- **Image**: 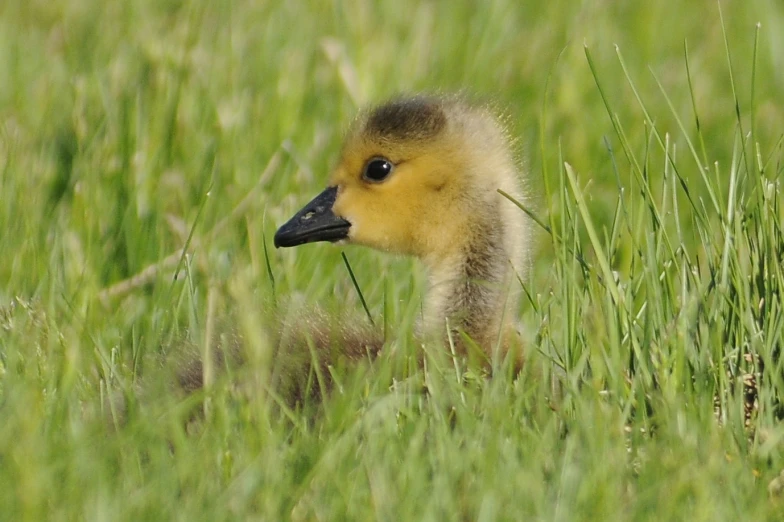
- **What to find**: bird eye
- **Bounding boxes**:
[362,157,394,183]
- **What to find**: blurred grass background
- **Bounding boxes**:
[1,0,784,520]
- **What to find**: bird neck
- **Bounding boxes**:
[422,216,516,357]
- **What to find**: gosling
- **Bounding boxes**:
[275,95,530,367]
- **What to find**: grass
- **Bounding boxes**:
[1,0,784,519]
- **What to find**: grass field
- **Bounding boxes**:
[2,0,784,520]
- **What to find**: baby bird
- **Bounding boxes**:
[275,95,530,367]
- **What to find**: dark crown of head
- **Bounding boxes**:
[365,97,447,142]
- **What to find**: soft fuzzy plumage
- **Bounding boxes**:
[275,95,531,368]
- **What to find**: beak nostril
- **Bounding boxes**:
[274,185,350,248]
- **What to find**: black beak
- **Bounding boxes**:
[274,186,351,248]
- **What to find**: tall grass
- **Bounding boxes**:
[1,0,783,520]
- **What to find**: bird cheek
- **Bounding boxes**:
[348,213,389,249]
[334,189,373,237]
[344,216,360,242]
